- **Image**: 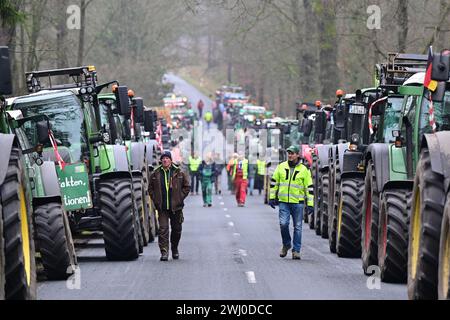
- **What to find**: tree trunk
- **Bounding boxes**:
[397,0,408,52]
[316,0,339,101]
[77,0,87,66]
[56,0,69,69]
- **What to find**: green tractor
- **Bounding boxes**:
[0,46,37,300]
[360,53,428,282]
[9,66,142,262]
[406,49,450,299]
[98,89,159,245]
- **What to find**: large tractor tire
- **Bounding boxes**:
[438,191,450,300]
[148,200,158,243]
[378,188,411,283]
[34,203,77,280]
[133,176,150,247]
[361,160,380,274]
[336,177,364,258]
[99,178,140,261]
[408,148,445,300]
[1,201,4,300]
[320,171,329,239]
[1,148,36,300]
[328,162,339,254]
[314,169,322,236]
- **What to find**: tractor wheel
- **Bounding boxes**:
[99,178,140,261]
[408,148,445,300]
[314,170,322,236]
[362,160,380,275]
[336,177,364,258]
[328,162,339,254]
[34,203,77,280]
[438,191,450,300]
[0,201,4,300]
[148,201,158,243]
[1,147,36,300]
[378,188,411,283]
[321,171,329,239]
[133,176,150,247]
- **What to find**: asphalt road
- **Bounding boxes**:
[37,75,407,300]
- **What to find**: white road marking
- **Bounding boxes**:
[223,208,228,212]
[228,222,234,227]
[239,249,248,257]
[233,233,241,237]
[246,271,257,284]
[220,202,225,206]
[225,214,231,218]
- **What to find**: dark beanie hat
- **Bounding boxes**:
[160,150,172,161]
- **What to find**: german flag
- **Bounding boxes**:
[424,46,438,92]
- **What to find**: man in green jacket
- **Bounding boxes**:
[269,146,314,260]
[149,151,191,261]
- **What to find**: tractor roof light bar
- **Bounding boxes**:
[26,66,98,93]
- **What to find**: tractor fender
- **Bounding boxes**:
[382,180,414,193]
[112,145,129,172]
[336,143,350,173]
[421,132,450,193]
[38,161,61,197]
[130,141,146,172]
[32,196,61,208]
[145,140,158,166]
[0,134,16,185]
[342,150,364,174]
[341,171,365,181]
[99,171,132,181]
[316,144,332,171]
[365,143,391,193]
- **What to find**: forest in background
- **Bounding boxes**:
[1,0,449,116]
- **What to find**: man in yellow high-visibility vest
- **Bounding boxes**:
[269,145,314,260]
[188,152,202,195]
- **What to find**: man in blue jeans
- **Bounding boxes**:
[269,146,314,260]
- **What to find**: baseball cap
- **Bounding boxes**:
[286,146,300,154]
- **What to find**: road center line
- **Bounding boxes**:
[246,271,257,284]
[225,214,231,218]
[228,221,234,227]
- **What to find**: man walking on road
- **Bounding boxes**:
[269,146,314,260]
[149,151,191,261]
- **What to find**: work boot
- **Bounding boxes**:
[292,251,301,260]
[160,251,169,261]
[172,248,179,260]
[280,245,291,258]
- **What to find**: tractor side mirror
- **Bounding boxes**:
[37,121,50,145]
[134,97,144,123]
[116,86,130,116]
[0,46,12,95]
[144,110,154,132]
[431,81,446,102]
[302,119,313,137]
[314,111,327,136]
[431,52,450,82]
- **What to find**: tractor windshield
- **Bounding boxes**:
[13,92,86,163]
[419,88,450,139]
[381,96,404,142]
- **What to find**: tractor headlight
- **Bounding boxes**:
[80,87,87,95]
[87,86,94,94]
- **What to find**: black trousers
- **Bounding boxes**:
[190,172,200,193]
[158,210,184,254]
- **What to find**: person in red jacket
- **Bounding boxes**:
[197,99,204,118]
